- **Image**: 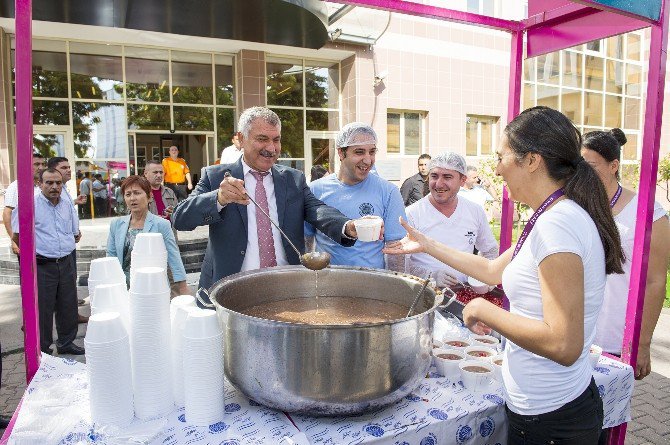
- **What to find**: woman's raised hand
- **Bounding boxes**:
[382,217,430,255]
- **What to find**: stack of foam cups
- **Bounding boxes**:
[85,312,134,427]
[130,233,167,283]
[88,257,126,305]
[182,310,225,425]
[129,266,174,420]
[170,294,197,323]
[172,305,201,407]
[91,283,131,333]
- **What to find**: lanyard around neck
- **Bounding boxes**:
[609,184,622,208]
[512,189,565,259]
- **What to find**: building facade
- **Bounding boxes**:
[1,0,668,215]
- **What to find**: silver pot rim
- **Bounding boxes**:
[204,265,444,329]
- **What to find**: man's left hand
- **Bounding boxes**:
[74,232,82,243]
[187,183,193,191]
[173,280,191,296]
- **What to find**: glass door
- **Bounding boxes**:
[305,131,338,181]
[33,126,75,197]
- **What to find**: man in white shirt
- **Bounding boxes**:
[406,152,498,288]
[2,150,46,255]
[458,165,498,210]
[219,132,242,165]
[12,168,84,355]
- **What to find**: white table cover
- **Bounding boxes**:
[5,354,632,445]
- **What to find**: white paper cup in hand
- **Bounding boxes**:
[589,345,602,368]
[354,216,383,242]
[459,360,494,392]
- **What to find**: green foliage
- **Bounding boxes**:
[659,154,670,202]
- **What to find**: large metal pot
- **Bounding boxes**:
[201,265,444,416]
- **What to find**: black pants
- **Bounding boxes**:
[166,182,188,201]
[506,378,604,445]
[94,197,107,217]
[36,251,78,353]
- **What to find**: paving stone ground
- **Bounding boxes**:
[1,281,669,443]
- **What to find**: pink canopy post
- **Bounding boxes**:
[14,0,41,381]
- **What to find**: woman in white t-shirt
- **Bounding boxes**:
[582,128,670,380]
[385,106,625,444]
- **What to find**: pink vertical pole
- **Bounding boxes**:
[15,0,41,381]
[500,30,523,255]
[609,2,669,445]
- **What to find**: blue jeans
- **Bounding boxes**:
[506,378,604,444]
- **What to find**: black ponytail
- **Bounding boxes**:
[583,128,627,180]
[505,107,624,274]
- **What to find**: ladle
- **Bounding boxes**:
[224,172,331,271]
[406,273,432,317]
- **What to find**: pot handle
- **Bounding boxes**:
[195,287,216,309]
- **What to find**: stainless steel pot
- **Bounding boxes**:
[200,265,444,416]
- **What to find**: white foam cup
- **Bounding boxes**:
[130,267,170,294]
[441,337,471,349]
[183,309,222,339]
[432,339,444,350]
[133,233,167,255]
[353,216,383,242]
[459,360,494,392]
[467,276,492,294]
[170,295,196,321]
[85,312,127,344]
[490,353,504,381]
[589,344,602,368]
[433,348,465,378]
[464,345,497,362]
[471,335,500,348]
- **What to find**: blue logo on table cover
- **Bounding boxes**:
[219,441,240,445]
[484,394,504,405]
[598,384,605,398]
[456,425,474,444]
[428,408,449,420]
[595,366,610,375]
[419,433,437,445]
[60,432,89,444]
[405,394,421,402]
[178,414,186,422]
[63,359,77,365]
[479,417,495,437]
[364,424,385,437]
[224,403,241,413]
[209,422,229,433]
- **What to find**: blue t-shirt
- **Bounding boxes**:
[305,173,407,268]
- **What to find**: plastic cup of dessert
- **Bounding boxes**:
[464,345,497,362]
[459,360,495,392]
[433,348,465,378]
[353,216,383,242]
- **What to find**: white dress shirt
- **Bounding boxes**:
[217,160,288,271]
[12,191,78,258]
[220,144,243,165]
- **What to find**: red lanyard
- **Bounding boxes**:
[512,189,565,259]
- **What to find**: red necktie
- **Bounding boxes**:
[250,171,277,268]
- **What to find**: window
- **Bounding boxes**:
[467,0,495,16]
[387,111,425,156]
[466,115,499,157]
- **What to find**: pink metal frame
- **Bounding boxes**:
[9,0,667,444]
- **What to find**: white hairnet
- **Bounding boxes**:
[428,152,467,176]
[336,122,377,149]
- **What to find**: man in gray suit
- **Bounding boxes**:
[172,107,359,293]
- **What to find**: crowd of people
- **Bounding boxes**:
[3,105,669,444]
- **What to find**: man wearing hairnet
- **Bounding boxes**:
[405,152,499,288]
[305,123,407,270]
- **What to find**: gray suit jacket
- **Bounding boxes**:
[172,160,354,291]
